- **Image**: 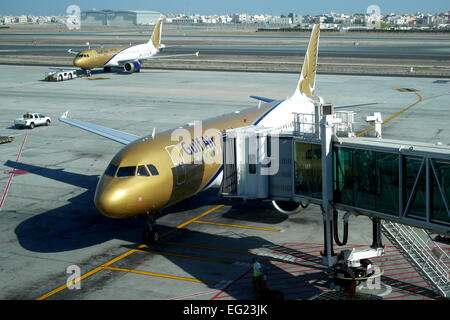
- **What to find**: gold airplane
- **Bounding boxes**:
[60,25,368,243]
[68,18,199,75]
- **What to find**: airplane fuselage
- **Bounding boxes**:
[73,43,158,70]
[94,95,315,218]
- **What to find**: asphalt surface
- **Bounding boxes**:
[0,65,449,301]
[1,43,450,61]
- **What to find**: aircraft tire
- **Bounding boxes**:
[143,229,160,244]
[152,230,160,242]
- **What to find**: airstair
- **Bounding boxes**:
[381,220,450,298]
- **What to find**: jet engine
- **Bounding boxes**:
[124,61,141,73]
[272,200,308,215]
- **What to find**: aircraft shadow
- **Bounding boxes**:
[6,162,431,300]
[114,229,331,300]
[5,161,285,254]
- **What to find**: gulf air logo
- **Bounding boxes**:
[181,136,217,155]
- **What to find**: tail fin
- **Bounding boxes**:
[150,18,163,48]
[294,24,320,98]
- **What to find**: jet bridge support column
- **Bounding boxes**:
[321,114,336,267]
[371,218,384,249]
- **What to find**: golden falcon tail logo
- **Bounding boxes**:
[297,24,320,98]
[150,18,163,48]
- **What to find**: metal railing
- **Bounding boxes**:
[292,110,356,138]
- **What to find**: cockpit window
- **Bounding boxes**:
[137,165,150,177]
[117,166,136,177]
[76,54,90,58]
[104,164,118,177]
[147,164,159,176]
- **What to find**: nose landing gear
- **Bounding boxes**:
[143,212,160,244]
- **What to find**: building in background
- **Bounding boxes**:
[81,10,161,26]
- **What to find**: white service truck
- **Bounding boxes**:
[14,113,51,129]
[44,70,77,81]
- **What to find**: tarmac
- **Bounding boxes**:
[0,65,449,300]
[1,24,450,76]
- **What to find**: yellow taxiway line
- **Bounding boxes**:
[103,266,216,285]
[36,204,224,300]
[193,220,281,232]
[135,248,233,264]
[158,241,257,256]
[160,205,225,239]
[357,92,424,137]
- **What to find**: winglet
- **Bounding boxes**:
[294,24,320,99]
[61,110,69,119]
[150,18,163,49]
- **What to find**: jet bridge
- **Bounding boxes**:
[220,105,450,297]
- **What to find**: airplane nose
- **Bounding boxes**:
[73,58,83,68]
[94,184,129,218]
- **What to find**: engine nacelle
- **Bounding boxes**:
[272,200,308,215]
[124,61,141,73]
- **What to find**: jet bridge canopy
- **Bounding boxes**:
[331,138,450,230]
[221,128,450,235]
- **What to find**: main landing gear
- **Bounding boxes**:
[142,212,160,244]
[83,69,92,77]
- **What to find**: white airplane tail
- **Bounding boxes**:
[293,24,320,99]
[149,18,163,49]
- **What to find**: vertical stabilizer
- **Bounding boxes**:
[294,24,320,98]
[150,18,163,48]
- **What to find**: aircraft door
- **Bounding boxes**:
[165,145,186,185]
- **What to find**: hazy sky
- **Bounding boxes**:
[1,0,448,16]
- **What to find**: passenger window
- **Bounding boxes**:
[147,164,159,176]
[117,166,136,177]
[137,165,150,176]
[104,164,118,177]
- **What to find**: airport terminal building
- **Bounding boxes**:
[81,10,162,26]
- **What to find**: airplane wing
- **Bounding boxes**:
[144,52,199,60]
[59,111,140,145]
[251,96,380,108]
[334,102,381,109]
[67,49,79,55]
[250,96,276,103]
[117,52,199,64]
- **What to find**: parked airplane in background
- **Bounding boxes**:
[60,25,373,243]
[68,18,199,75]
